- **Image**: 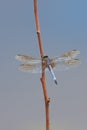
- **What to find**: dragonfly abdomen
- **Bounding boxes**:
[48,65,57,85]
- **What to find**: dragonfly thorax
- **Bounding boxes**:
[42,55,56,70]
[42,55,53,70]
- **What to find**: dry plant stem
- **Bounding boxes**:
[34,0,50,130]
[40,73,50,130]
[34,0,44,56]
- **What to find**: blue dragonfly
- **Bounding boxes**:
[15,50,80,85]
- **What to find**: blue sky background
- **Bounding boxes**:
[0,0,87,130]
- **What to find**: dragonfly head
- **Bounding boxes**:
[41,55,49,70]
[41,55,48,61]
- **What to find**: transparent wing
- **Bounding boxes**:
[16,50,80,72]
[51,50,81,71]
[54,50,80,62]
[15,54,41,64]
[18,63,42,73]
[15,54,49,73]
[53,59,81,71]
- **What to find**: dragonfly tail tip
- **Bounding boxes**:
[54,80,58,85]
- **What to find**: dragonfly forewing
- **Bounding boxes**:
[53,50,80,62]
[15,54,41,64]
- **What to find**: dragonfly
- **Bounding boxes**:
[15,50,80,85]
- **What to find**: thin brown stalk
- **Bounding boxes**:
[33,0,50,130]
